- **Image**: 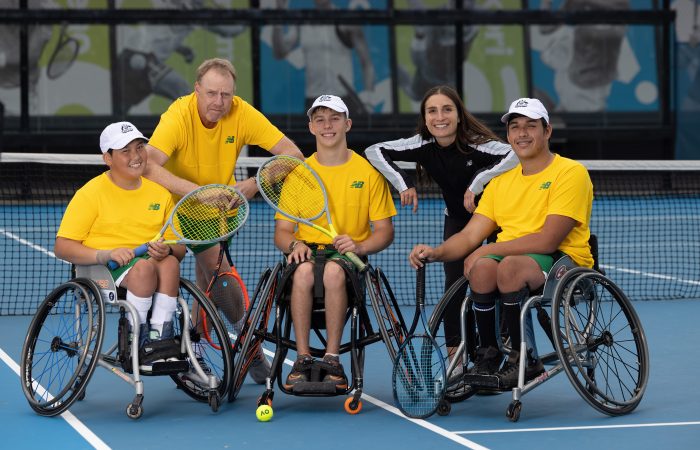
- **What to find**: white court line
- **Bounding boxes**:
[260,346,489,450]
[455,421,700,435]
[601,264,700,286]
[0,347,111,450]
[0,229,69,264]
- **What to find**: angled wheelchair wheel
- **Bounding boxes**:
[552,268,649,416]
[367,267,409,362]
[228,264,281,403]
[427,277,475,403]
[20,279,105,416]
[170,278,233,403]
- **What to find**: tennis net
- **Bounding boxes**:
[1,153,699,315]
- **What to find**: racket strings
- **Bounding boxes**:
[258,160,326,221]
[393,335,445,418]
[172,187,248,241]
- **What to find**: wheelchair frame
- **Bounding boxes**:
[227,259,409,415]
[20,265,233,419]
[428,252,650,422]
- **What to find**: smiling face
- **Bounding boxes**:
[104,139,147,183]
[308,106,351,149]
[423,93,459,147]
[506,115,552,162]
[194,68,235,128]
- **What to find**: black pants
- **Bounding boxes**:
[441,214,475,354]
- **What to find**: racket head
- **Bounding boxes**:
[169,184,249,244]
[392,332,446,419]
[256,155,328,223]
[206,268,249,346]
[47,24,79,79]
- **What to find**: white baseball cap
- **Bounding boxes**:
[501,98,549,124]
[99,121,148,154]
[306,94,349,119]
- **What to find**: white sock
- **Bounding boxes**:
[150,292,177,334]
[126,291,152,328]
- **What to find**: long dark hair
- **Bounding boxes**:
[417,85,502,153]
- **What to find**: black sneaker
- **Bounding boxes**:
[284,354,314,389]
[496,351,545,389]
[321,354,348,390]
[469,346,503,375]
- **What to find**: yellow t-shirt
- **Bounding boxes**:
[475,154,594,268]
[275,152,397,244]
[57,173,176,250]
[148,93,285,186]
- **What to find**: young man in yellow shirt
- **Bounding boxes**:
[409,98,594,388]
[274,95,396,390]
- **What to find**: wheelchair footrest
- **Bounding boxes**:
[142,359,190,376]
[291,381,339,395]
[462,373,503,390]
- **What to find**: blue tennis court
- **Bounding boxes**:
[2,296,700,449]
[2,165,700,449]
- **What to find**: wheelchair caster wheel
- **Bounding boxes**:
[126,403,143,420]
[257,395,273,408]
[209,391,220,413]
[437,399,451,416]
[506,401,521,422]
[344,396,362,415]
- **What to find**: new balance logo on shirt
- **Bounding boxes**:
[539,181,552,190]
[225,136,235,144]
[350,181,365,189]
[148,203,161,210]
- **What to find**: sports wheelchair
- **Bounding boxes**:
[428,236,650,421]
[227,257,409,415]
[20,265,233,419]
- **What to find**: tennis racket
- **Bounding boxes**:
[256,155,367,271]
[47,23,80,79]
[392,264,446,419]
[203,242,250,350]
[107,184,248,270]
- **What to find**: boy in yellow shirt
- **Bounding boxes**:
[55,122,186,371]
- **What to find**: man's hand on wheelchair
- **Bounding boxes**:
[409,244,435,269]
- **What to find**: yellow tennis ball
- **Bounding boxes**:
[256,404,273,422]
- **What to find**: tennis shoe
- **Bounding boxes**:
[496,351,544,389]
[284,354,314,389]
[469,346,503,375]
[445,363,465,392]
[321,354,348,390]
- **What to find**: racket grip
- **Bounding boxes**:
[346,252,367,272]
[133,243,150,257]
[416,265,426,307]
[106,243,149,270]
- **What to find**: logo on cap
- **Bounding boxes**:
[515,99,528,108]
[121,123,134,134]
[318,95,333,103]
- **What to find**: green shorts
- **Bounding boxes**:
[310,246,354,265]
[178,212,236,255]
[484,251,566,274]
[109,255,150,282]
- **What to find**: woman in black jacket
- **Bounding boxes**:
[365,85,517,377]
